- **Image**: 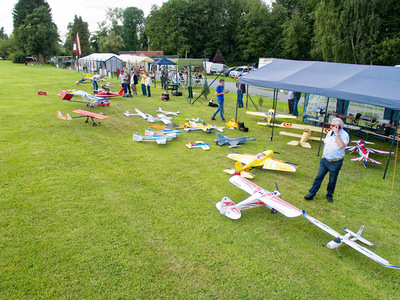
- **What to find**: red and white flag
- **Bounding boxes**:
[76,32,81,56]
[73,41,77,53]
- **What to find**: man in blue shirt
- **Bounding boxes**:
[211,79,228,122]
[304,118,349,203]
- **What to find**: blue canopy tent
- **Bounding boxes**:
[239,59,400,178]
[153,58,176,65]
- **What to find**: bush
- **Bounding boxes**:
[10,51,26,63]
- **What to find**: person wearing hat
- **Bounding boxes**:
[211,78,228,122]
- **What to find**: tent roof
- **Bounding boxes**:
[153,58,176,65]
[239,59,400,110]
[79,53,117,61]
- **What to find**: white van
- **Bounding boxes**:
[210,63,228,74]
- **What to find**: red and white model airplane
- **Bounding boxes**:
[302,210,399,269]
[216,175,302,220]
[94,87,124,98]
[345,140,394,167]
[57,110,111,126]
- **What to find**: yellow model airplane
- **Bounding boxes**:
[258,122,330,148]
[223,150,298,179]
[247,108,296,126]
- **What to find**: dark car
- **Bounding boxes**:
[224,67,236,77]
[25,56,37,62]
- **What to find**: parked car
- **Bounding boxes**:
[25,56,37,62]
[224,67,236,77]
[229,66,254,78]
[210,63,228,75]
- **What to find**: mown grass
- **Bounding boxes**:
[1,61,399,299]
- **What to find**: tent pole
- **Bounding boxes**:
[383,115,400,179]
[270,89,277,141]
[317,97,330,157]
[245,85,249,109]
[191,73,221,105]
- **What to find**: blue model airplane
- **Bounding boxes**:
[214,132,256,148]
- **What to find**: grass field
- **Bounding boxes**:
[1,61,400,299]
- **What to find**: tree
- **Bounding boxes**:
[64,15,91,57]
[98,30,123,53]
[14,5,59,61]
[0,27,8,39]
[122,7,145,50]
[12,0,48,29]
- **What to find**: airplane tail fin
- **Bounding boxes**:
[186,142,194,148]
[345,226,376,247]
[287,140,300,146]
[132,133,143,142]
[124,111,131,117]
[118,88,124,95]
[234,161,244,172]
[57,111,72,120]
[216,197,241,220]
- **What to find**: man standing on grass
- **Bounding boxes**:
[304,118,349,203]
[211,78,228,122]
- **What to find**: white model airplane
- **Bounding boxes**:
[216,175,302,220]
[156,107,179,116]
[144,128,181,137]
[302,210,400,269]
[132,130,177,144]
[184,121,225,134]
[125,109,173,125]
[186,141,210,150]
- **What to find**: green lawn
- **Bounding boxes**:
[1,61,399,299]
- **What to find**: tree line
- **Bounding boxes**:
[1,0,399,66]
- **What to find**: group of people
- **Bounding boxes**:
[117,68,153,98]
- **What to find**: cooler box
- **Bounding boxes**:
[60,91,73,100]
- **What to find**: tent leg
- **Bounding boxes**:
[270,89,278,141]
[317,97,330,157]
[383,116,400,179]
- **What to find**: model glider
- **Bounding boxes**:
[156,107,179,116]
[214,132,256,148]
[125,109,173,125]
[132,131,177,144]
[247,109,296,126]
[60,90,110,108]
[223,150,298,179]
[186,141,210,150]
[184,121,225,134]
[345,140,394,167]
[144,128,181,138]
[216,175,301,220]
[57,110,111,126]
[302,210,399,269]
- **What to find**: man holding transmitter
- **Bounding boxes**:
[304,118,349,203]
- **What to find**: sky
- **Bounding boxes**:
[1,0,168,40]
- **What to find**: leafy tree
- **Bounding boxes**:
[122,7,145,50]
[12,0,48,29]
[98,30,123,53]
[64,15,91,57]
[0,37,16,59]
[14,5,59,61]
[0,27,8,39]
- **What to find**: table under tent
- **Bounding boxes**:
[239,59,400,179]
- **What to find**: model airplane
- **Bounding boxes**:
[144,128,181,138]
[247,108,297,126]
[60,90,110,108]
[125,109,173,125]
[225,118,239,130]
[94,87,124,98]
[156,107,179,116]
[132,131,176,144]
[184,121,225,134]
[214,132,256,148]
[216,175,302,220]
[57,110,111,126]
[186,141,210,150]
[346,140,394,167]
[259,122,330,148]
[223,150,298,179]
[302,210,399,269]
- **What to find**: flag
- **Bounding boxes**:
[73,41,77,53]
[76,32,81,56]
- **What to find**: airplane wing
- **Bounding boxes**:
[156,138,167,144]
[343,239,400,269]
[73,110,111,119]
[262,158,298,172]
[229,176,301,218]
[246,111,268,118]
[274,114,297,119]
[302,210,341,238]
[228,141,241,148]
[367,148,394,154]
[279,131,322,142]
[227,152,256,165]
[269,122,329,133]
